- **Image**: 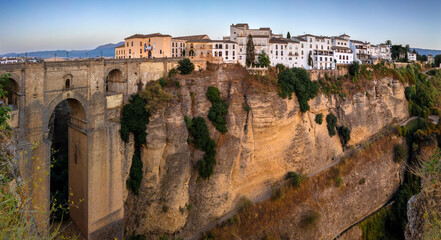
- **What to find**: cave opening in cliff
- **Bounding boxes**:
[48,98,87,236]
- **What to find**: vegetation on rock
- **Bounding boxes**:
[278,67,319,112]
[257,51,270,67]
[185,116,217,179]
[206,86,229,133]
[326,113,337,137]
[177,58,194,75]
[314,113,323,125]
[337,126,351,145]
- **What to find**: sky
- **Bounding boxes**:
[1,0,440,54]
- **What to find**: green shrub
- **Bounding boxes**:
[360,208,390,240]
[206,86,229,133]
[185,116,217,179]
[201,232,215,240]
[127,234,147,240]
[326,113,337,137]
[177,58,194,75]
[359,178,366,185]
[276,63,285,72]
[120,94,150,144]
[335,177,343,188]
[126,148,143,195]
[278,68,319,112]
[159,78,166,88]
[393,144,407,163]
[168,68,178,78]
[300,210,320,229]
[139,82,172,113]
[286,171,304,187]
[242,102,251,113]
[337,126,351,145]
[348,61,360,77]
[315,113,323,125]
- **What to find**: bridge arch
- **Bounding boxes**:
[47,96,88,236]
[104,68,125,94]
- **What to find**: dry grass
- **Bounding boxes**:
[208,132,401,239]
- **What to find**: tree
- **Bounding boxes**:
[287,32,291,39]
[278,68,319,112]
[385,40,392,46]
[246,34,255,67]
[348,61,360,77]
[308,52,313,67]
[435,54,441,67]
[257,51,270,67]
[177,58,194,75]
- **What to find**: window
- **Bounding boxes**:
[131,41,133,46]
[129,49,131,54]
[316,45,318,49]
[301,44,304,48]
[140,55,142,58]
[140,49,142,54]
[226,51,228,56]
[160,50,162,54]
[276,51,278,55]
[233,51,235,56]
[321,46,323,49]
[310,44,312,48]
[276,45,278,49]
[65,79,70,89]
[172,42,174,47]
[127,42,129,47]
[281,51,283,56]
[233,45,235,49]
[225,44,228,49]
[140,41,142,46]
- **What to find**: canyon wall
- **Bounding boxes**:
[121,65,409,238]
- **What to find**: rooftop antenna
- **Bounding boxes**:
[54,53,57,61]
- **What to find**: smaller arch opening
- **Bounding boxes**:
[2,78,20,110]
[65,79,71,89]
[106,69,124,95]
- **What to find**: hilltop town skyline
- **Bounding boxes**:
[1,0,440,54]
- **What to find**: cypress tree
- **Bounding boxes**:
[287,32,291,39]
[246,34,255,67]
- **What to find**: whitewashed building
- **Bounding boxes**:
[408,52,417,62]
[230,23,272,65]
[369,44,391,61]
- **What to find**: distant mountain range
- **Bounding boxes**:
[411,48,441,57]
[0,42,124,59]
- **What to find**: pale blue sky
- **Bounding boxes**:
[1,0,440,54]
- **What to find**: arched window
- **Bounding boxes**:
[65,79,71,89]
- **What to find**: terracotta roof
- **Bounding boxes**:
[115,44,125,48]
[259,27,271,30]
[269,38,287,44]
[173,34,210,41]
[125,33,171,40]
[292,37,306,42]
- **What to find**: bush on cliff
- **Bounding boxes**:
[177,58,194,75]
[206,86,229,133]
[185,116,217,179]
[393,143,406,163]
[326,113,337,137]
[278,68,319,112]
[315,113,323,125]
[120,94,150,144]
[337,126,351,145]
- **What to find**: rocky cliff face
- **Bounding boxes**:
[121,65,409,238]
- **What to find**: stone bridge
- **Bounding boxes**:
[0,58,183,239]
